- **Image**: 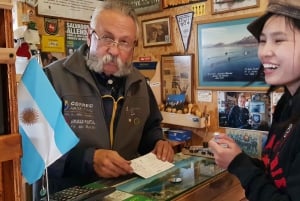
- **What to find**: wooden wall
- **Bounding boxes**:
[134,1,268,144]
[15,1,268,144]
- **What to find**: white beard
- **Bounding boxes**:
[86,53,132,77]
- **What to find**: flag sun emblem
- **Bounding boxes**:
[20,108,39,125]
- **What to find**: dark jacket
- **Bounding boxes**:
[228,105,250,129]
[42,44,164,193]
[228,87,300,201]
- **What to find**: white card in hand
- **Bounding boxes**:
[130,153,174,179]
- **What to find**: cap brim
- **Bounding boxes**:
[247,13,272,40]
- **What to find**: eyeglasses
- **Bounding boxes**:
[92,30,135,52]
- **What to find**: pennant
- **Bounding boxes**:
[176,12,194,53]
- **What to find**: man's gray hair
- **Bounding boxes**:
[90,0,139,39]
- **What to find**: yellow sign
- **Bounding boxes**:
[191,3,206,17]
[41,35,65,52]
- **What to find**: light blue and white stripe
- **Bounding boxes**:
[18,58,79,184]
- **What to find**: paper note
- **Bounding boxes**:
[131,153,174,179]
[104,190,133,201]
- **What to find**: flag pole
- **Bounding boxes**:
[45,168,50,201]
[40,169,50,201]
[39,170,49,201]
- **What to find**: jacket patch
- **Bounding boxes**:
[63,100,96,130]
[125,106,143,125]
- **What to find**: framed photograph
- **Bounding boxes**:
[217,91,271,131]
[142,17,172,47]
[212,0,259,14]
[161,54,193,105]
[226,128,268,159]
[126,0,163,15]
[197,15,267,90]
[163,0,207,8]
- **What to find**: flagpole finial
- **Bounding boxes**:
[36,50,43,66]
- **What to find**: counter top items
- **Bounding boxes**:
[49,186,115,201]
[50,153,236,201]
[112,154,225,201]
[169,175,183,183]
[182,145,214,159]
[167,129,192,142]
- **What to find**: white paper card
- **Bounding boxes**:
[197,90,212,102]
[131,153,174,179]
[104,190,133,201]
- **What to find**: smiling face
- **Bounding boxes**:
[258,15,300,95]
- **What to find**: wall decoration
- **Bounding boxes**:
[191,2,206,17]
[41,35,65,53]
[226,128,268,159]
[163,0,207,8]
[212,0,259,14]
[217,91,271,131]
[44,18,58,35]
[176,12,194,53]
[132,61,157,81]
[38,0,102,21]
[161,54,193,104]
[126,0,163,15]
[40,52,64,67]
[142,17,171,47]
[38,0,162,20]
[65,21,89,56]
[197,16,267,89]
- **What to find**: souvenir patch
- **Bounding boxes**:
[44,17,58,35]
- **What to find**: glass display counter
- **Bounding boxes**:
[86,153,243,201]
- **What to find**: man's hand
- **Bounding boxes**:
[152,140,174,162]
[93,149,133,178]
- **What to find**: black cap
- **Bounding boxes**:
[247,0,300,39]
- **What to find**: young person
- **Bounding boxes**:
[209,0,300,200]
[36,0,174,196]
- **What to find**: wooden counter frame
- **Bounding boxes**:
[0,7,23,201]
[173,172,246,201]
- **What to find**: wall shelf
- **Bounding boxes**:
[161,111,210,128]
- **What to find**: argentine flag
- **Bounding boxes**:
[18,58,79,184]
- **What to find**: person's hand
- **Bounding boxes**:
[152,140,174,163]
[208,133,242,169]
[93,149,133,178]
